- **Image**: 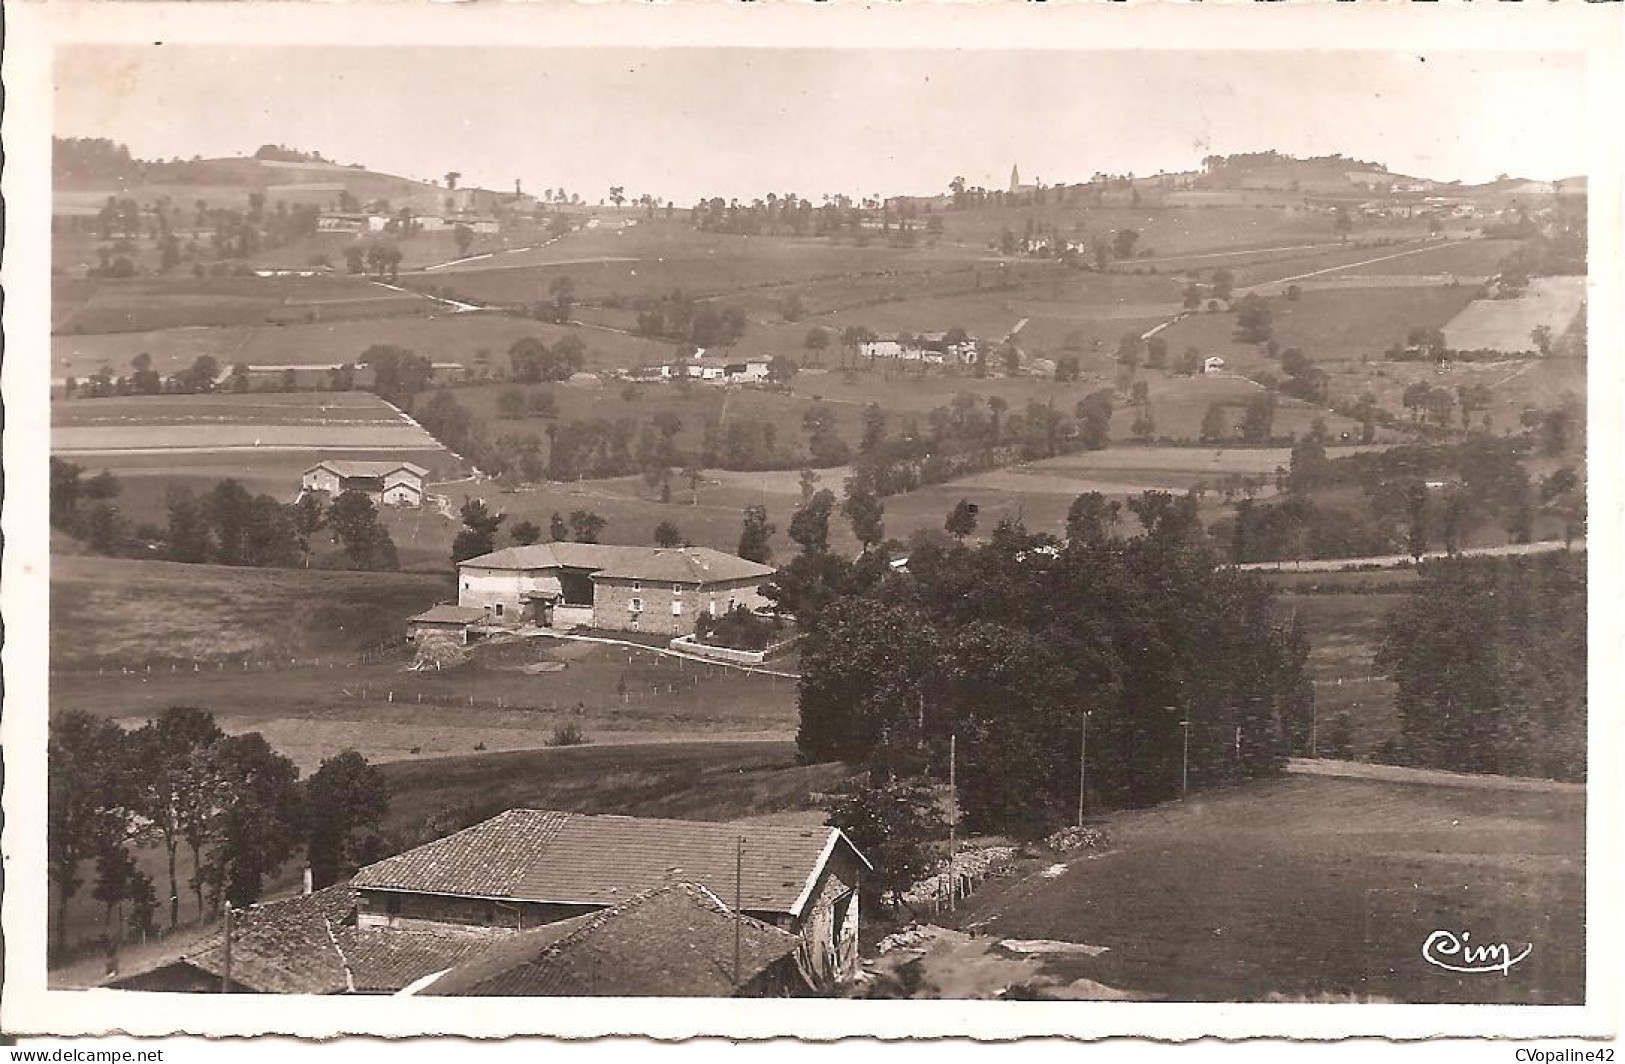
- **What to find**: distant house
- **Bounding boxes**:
[456,543,774,635]
[725,358,772,383]
[300,460,428,508]
[1203,356,1227,374]
[859,337,904,360]
[316,212,368,234]
[351,809,871,989]
[683,357,730,382]
[414,882,810,997]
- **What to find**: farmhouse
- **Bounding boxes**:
[1203,356,1227,374]
[351,809,871,988]
[859,337,905,360]
[300,460,428,508]
[725,358,772,383]
[456,543,774,635]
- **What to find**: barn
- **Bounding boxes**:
[300,460,428,508]
[455,544,774,635]
[351,809,870,989]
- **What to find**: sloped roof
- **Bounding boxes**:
[352,809,571,898]
[168,885,490,995]
[457,544,773,584]
[353,811,867,917]
[420,882,804,997]
[305,460,429,479]
[410,605,491,625]
[592,547,775,584]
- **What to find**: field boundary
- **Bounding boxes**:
[1286,757,1584,793]
[522,627,802,679]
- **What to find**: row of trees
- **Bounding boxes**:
[451,498,610,563]
[797,502,1315,838]
[1377,553,1585,780]
[49,706,388,961]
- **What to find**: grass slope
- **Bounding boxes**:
[955,774,1583,1003]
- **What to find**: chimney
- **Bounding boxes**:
[303,867,314,895]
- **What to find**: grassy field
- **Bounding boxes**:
[53,273,432,335]
[50,555,454,671]
[53,392,450,455]
[949,773,1583,1003]
[1157,284,1480,366]
[1442,276,1588,353]
[51,312,675,381]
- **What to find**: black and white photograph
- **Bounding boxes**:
[2,1,1619,1049]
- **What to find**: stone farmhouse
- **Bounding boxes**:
[351,809,870,989]
[453,543,774,635]
[300,460,428,508]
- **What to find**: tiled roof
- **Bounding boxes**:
[421,882,805,997]
[173,885,493,994]
[181,885,355,994]
[306,460,429,479]
[457,544,773,584]
[590,547,775,584]
[410,605,491,625]
[353,811,867,917]
[351,809,571,898]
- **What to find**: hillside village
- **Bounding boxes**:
[45,119,1589,1009]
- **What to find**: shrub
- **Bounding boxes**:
[548,723,588,747]
[694,605,783,651]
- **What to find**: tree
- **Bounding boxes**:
[1212,268,1235,302]
[453,223,474,257]
[197,733,303,910]
[1406,483,1430,560]
[165,486,212,563]
[842,484,886,550]
[1116,332,1142,371]
[859,403,888,454]
[944,499,978,541]
[825,779,947,908]
[609,186,626,208]
[653,521,683,548]
[327,491,398,570]
[1200,403,1229,442]
[1131,406,1156,440]
[789,489,837,555]
[568,509,607,543]
[737,505,777,564]
[1234,295,1274,345]
[131,707,224,929]
[1054,355,1080,383]
[1065,492,1120,546]
[1075,390,1115,450]
[305,751,390,890]
[1240,394,1277,443]
[549,512,569,541]
[452,498,507,563]
[206,479,255,565]
[510,520,542,546]
[49,712,138,960]
[1145,336,1169,369]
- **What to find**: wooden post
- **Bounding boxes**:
[947,733,957,913]
[221,902,233,993]
[1077,710,1089,827]
[734,836,744,991]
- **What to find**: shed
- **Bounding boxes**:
[407,605,492,645]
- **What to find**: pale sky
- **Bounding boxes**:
[55,47,1587,204]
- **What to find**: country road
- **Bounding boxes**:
[1235,538,1583,572]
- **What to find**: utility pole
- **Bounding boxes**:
[1076,710,1090,827]
[947,733,957,914]
[733,836,744,991]
[1183,720,1192,799]
[221,902,233,994]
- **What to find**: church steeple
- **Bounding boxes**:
[1010,164,1021,194]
